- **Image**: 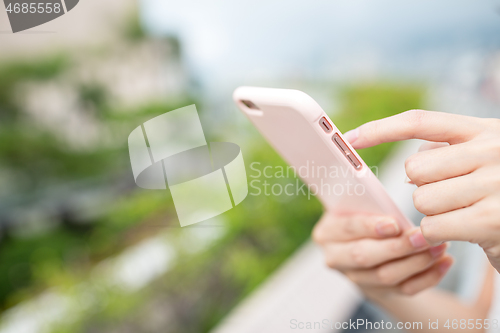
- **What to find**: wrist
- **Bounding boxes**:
[360,287,393,303]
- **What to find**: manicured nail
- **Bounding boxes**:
[429,244,447,258]
[409,231,428,249]
[343,128,359,144]
[439,259,453,274]
[375,217,400,237]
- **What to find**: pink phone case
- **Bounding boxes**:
[234,86,413,230]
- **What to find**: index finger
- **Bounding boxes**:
[345,110,483,149]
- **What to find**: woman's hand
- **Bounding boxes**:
[344,110,500,273]
[312,213,452,299]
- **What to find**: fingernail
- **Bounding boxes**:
[375,217,400,237]
[343,128,359,144]
[404,176,414,185]
[429,244,447,258]
[439,259,453,274]
[409,231,428,249]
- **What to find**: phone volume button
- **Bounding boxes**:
[332,133,362,170]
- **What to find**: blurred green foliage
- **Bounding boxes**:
[0,128,121,187]
[0,189,170,310]
[122,12,147,42]
[0,55,68,121]
[0,54,192,190]
[0,53,193,311]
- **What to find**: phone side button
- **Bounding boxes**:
[332,134,362,170]
[347,155,362,169]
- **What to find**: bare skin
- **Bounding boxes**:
[345,110,500,272]
[313,110,500,332]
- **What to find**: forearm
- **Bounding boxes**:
[368,289,487,333]
[371,265,494,333]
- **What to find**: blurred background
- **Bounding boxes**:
[0,0,499,332]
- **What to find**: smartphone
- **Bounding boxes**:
[234,86,413,230]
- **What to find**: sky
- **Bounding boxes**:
[140,0,500,89]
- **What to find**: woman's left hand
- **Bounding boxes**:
[344,110,500,272]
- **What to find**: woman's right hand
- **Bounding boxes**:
[312,213,453,299]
